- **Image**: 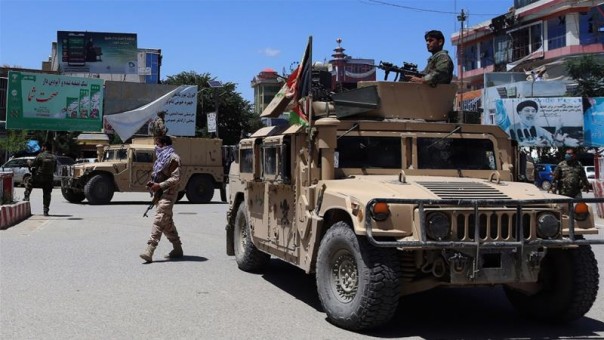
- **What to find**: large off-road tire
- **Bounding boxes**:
[176,191,185,202]
[316,221,401,331]
[84,174,115,205]
[541,180,552,191]
[504,243,599,322]
[234,203,270,272]
[61,185,85,203]
[186,175,214,204]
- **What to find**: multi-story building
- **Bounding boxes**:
[451,0,604,92]
[329,38,376,91]
[251,68,284,116]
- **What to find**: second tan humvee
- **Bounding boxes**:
[61,137,227,205]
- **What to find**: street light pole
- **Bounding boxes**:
[457,9,467,123]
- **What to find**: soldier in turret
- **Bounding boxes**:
[408,30,454,86]
[148,110,168,137]
[23,141,57,216]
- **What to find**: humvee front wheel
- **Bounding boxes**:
[61,185,85,203]
[316,222,401,331]
[504,244,599,322]
[186,175,214,204]
[234,203,270,272]
[84,174,115,205]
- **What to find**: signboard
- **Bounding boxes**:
[57,31,138,74]
[494,97,584,147]
[6,71,105,131]
[207,112,217,133]
[163,86,198,136]
[584,97,604,147]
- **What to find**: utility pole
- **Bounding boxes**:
[457,9,467,123]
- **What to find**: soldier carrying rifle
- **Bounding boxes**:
[140,135,183,263]
[23,141,57,216]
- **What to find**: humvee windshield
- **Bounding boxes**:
[335,136,496,170]
[104,149,128,161]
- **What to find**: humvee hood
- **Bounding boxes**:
[323,175,560,203]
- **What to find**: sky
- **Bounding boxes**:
[0,0,514,102]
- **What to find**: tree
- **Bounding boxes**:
[163,71,262,145]
[565,55,604,97]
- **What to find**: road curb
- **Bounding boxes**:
[0,201,31,230]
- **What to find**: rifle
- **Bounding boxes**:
[143,186,163,217]
[378,61,423,81]
[143,159,179,217]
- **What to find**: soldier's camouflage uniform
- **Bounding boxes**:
[552,160,589,198]
[422,50,454,86]
[24,150,57,216]
[147,152,181,247]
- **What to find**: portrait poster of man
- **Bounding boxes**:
[584,97,604,147]
[494,97,584,147]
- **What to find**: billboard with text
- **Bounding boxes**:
[6,71,105,131]
[57,31,138,74]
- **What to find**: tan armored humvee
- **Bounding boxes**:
[61,137,227,205]
[226,81,604,331]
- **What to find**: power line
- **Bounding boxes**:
[362,0,502,17]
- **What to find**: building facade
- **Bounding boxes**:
[452,0,604,91]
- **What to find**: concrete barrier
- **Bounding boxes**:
[0,201,31,230]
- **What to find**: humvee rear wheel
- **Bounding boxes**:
[316,222,401,331]
[234,203,270,272]
[186,175,214,204]
[61,185,85,203]
[84,174,115,205]
[504,243,599,322]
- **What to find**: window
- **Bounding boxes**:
[336,136,401,169]
[494,35,512,64]
[417,138,496,170]
[240,149,253,173]
[262,147,277,176]
[580,7,604,45]
[480,40,494,67]
[547,16,566,50]
[134,152,153,163]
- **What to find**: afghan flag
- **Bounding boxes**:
[286,36,312,125]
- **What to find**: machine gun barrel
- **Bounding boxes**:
[143,188,163,217]
[377,61,423,81]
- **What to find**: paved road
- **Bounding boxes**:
[1,187,604,339]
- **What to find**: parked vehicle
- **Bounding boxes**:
[534,163,556,190]
[61,137,229,205]
[584,165,595,189]
[0,155,75,186]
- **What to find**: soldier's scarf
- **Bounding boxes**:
[152,145,174,181]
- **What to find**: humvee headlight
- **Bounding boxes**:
[371,202,390,221]
[537,213,560,239]
[426,212,451,241]
[574,202,589,221]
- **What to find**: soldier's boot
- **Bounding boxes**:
[139,244,157,263]
[165,243,183,259]
[23,191,30,202]
[43,207,49,216]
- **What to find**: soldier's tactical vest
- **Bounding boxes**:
[37,152,56,177]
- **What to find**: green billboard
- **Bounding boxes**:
[6,71,105,131]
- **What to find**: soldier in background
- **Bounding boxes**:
[23,141,57,216]
[551,148,590,198]
[148,110,168,137]
[408,30,454,86]
[140,135,183,263]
